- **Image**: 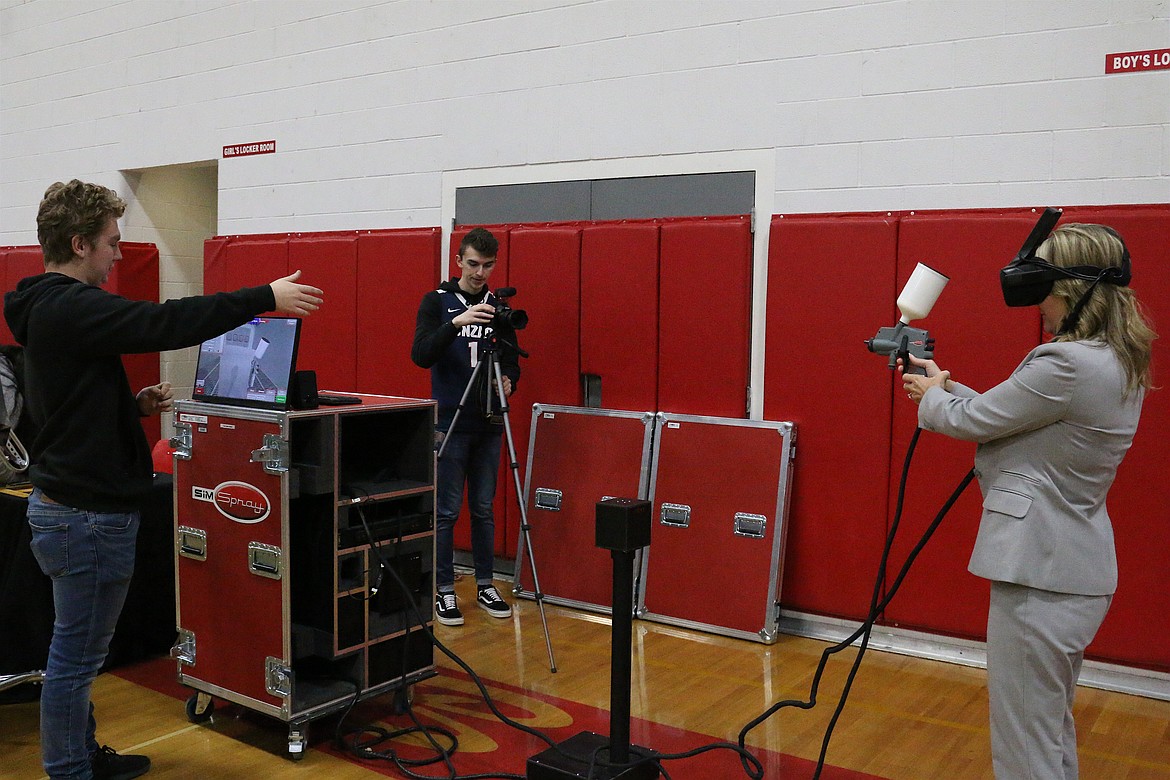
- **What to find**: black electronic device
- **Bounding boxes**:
[999,207,1131,307]
[290,370,319,410]
[595,498,651,552]
[192,317,301,411]
[317,393,362,406]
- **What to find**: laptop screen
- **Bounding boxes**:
[191,316,302,411]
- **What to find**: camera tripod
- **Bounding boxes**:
[437,335,558,673]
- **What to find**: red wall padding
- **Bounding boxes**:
[355,229,440,400]
[502,226,584,559]
[204,230,438,398]
[659,217,752,418]
[884,213,1046,640]
[580,222,660,412]
[205,236,289,310]
[763,215,899,620]
[197,206,1168,673]
[1055,206,1170,669]
[1,242,162,444]
[115,242,164,446]
[288,236,357,391]
[0,246,45,345]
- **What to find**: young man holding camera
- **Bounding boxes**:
[411,227,521,626]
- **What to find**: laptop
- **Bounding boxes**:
[191,316,302,411]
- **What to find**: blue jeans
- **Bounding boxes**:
[435,427,503,591]
[26,489,139,780]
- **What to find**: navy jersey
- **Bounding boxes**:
[411,281,521,432]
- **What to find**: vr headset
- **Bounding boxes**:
[1000,207,1131,307]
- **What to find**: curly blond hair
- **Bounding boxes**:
[1041,223,1158,397]
[36,180,126,265]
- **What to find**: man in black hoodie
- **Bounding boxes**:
[4,180,323,780]
[411,227,520,627]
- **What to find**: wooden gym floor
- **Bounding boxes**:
[3,575,1168,779]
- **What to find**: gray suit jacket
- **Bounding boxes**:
[918,340,1143,596]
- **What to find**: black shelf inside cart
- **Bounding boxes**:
[338,493,433,549]
[338,479,430,502]
[290,652,362,711]
[338,409,433,497]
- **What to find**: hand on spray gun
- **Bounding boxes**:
[899,354,951,404]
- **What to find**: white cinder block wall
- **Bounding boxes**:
[1,0,1167,397]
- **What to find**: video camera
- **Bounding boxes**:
[492,287,528,331]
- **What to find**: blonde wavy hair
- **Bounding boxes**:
[1040,223,1157,397]
[36,180,127,265]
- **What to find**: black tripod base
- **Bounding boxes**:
[527,731,659,780]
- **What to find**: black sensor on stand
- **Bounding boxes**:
[526,498,659,780]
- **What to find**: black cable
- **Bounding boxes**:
[345,493,528,779]
[736,426,975,779]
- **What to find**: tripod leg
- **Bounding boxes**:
[491,357,558,673]
[437,358,487,461]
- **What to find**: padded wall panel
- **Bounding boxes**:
[580,222,659,411]
[110,243,162,446]
[500,226,583,559]
[205,236,290,302]
[202,238,229,296]
[884,213,1045,640]
[356,229,440,400]
[763,216,898,620]
[3,243,162,442]
[658,217,751,417]
[289,236,357,391]
[1057,206,1170,671]
[1,246,44,344]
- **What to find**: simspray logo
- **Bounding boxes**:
[193,481,271,523]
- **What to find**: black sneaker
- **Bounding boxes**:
[91,745,151,780]
[435,592,464,626]
[477,585,512,618]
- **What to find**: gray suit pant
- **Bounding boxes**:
[986,581,1111,780]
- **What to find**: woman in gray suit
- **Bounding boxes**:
[901,222,1157,780]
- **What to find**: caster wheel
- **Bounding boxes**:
[185,692,214,723]
[288,728,307,760]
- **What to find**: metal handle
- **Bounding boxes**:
[534,487,563,511]
[177,526,207,560]
[733,512,767,539]
[660,503,691,528]
[248,542,282,579]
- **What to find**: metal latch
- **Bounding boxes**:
[170,422,193,461]
[534,488,562,511]
[265,657,292,698]
[248,542,282,579]
[734,512,767,539]
[171,628,196,666]
[177,526,207,560]
[250,434,289,474]
[660,503,691,528]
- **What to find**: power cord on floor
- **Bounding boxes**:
[737,427,975,779]
[330,494,531,779]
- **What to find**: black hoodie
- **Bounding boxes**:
[4,273,275,511]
